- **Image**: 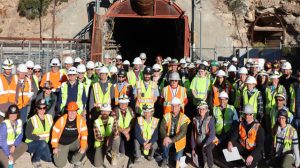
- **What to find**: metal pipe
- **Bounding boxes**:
[199,0,202,60]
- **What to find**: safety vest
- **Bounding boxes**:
[117,108,133,129]
[164,113,190,152]
[114,82,129,106]
[193,116,219,145]
[16,77,33,109]
[93,82,112,106]
[25,114,53,143]
[239,121,260,151]
[136,80,157,114]
[191,76,210,104]
[94,116,114,148]
[0,74,17,104]
[265,85,285,113]
[79,77,91,98]
[4,119,22,145]
[270,107,293,129]
[60,81,84,114]
[213,105,236,135]
[212,81,231,106]
[33,75,40,90]
[233,80,246,109]
[127,70,143,87]
[274,124,296,152]
[242,89,260,115]
[162,85,186,114]
[42,71,64,91]
[137,116,159,155]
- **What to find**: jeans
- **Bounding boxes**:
[27,140,52,163]
[20,107,28,124]
[134,139,158,158]
[162,143,184,161]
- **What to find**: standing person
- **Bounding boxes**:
[127,57,143,87]
[134,105,159,162]
[191,101,217,168]
[33,64,42,90]
[25,60,39,98]
[77,64,92,98]
[290,69,300,131]
[0,105,28,168]
[227,105,265,168]
[114,69,132,107]
[249,62,259,77]
[61,56,74,75]
[227,65,237,85]
[152,64,163,86]
[268,109,300,168]
[35,81,57,118]
[25,99,53,168]
[232,67,248,112]
[51,102,88,168]
[103,53,113,70]
[209,60,219,83]
[212,70,232,107]
[139,53,147,70]
[109,66,118,85]
[115,55,123,70]
[93,104,118,167]
[123,60,130,72]
[160,97,190,167]
[280,62,297,107]
[86,61,97,81]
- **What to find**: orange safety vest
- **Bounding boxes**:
[40,71,66,91]
[162,85,187,114]
[239,122,260,151]
[114,83,129,106]
[15,77,33,109]
[164,113,190,152]
[212,81,232,106]
[51,114,88,150]
[0,74,17,105]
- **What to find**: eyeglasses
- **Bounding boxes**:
[278,117,286,120]
[34,70,41,73]
[44,87,52,90]
[276,99,284,102]
[141,59,146,61]
[153,70,160,72]
[38,106,47,110]
[87,69,94,71]
[68,74,77,76]
[27,68,33,70]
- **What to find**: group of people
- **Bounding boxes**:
[0,53,299,168]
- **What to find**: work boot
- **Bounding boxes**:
[147,156,154,161]
[160,159,168,167]
[32,162,42,168]
[111,153,117,166]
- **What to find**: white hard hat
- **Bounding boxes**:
[270,71,281,79]
[133,57,142,65]
[100,104,112,111]
[110,66,118,73]
[245,76,257,84]
[139,53,147,59]
[99,66,109,73]
[17,64,28,73]
[180,58,186,64]
[123,60,130,65]
[162,59,169,65]
[104,53,111,59]
[188,63,195,69]
[119,95,130,104]
[50,58,61,66]
[34,64,41,70]
[238,67,248,74]
[228,65,237,72]
[116,55,122,60]
[153,64,161,70]
[171,97,181,105]
[186,57,191,63]
[25,61,34,68]
[77,64,86,73]
[67,67,78,75]
[166,57,172,61]
[202,61,209,67]
[86,61,95,69]
[74,57,82,63]
[223,62,229,67]
[196,60,202,64]
[64,56,73,64]
[95,62,103,70]
[219,91,229,99]
[216,70,226,77]
[281,62,292,70]
[232,57,238,62]
[169,72,181,80]
[2,59,14,70]
[244,105,255,114]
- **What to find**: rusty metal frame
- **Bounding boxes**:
[0,37,83,42]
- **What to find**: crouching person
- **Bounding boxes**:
[25,99,53,167]
[93,104,118,167]
[51,102,88,168]
[0,105,28,168]
[191,101,218,168]
[134,105,159,162]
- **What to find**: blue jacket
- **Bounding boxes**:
[0,120,23,156]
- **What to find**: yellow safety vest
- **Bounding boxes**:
[93,82,112,106]
[191,76,210,104]
[4,119,22,145]
[136,80,156,114]
[117,109,133,129]
[60,82,84,114]
[265,85,284,113]
[243,89,260,116]
[94,116,114,148]
[213,105,236,135]
[25,114,53,143]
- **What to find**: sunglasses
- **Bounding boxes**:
[68,74,77,76]
[87,69,94,71]
[27,68,33,70]
[34,70,41,73]
[141,59,146,61]
[276,99,284,102]
[44,87,52,90]
[38,106,47,110]
[153,70,160,72]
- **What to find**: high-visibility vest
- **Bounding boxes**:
[289,84,296,113]
[213,105,236,135]
[137,116,159,155]
[117,109,133,129]
[79,77,91,98]
[136,80,157,114]
[127,70,143,87]
[4,119,22,145]
[193,116,219,145]
[162,85,186,114]
[16,77,33,109]
[212,81,231,106]
[191,76,210,103]
[25,114,53,143]
[265,85,285,113]
[274,124,296,152]
[239,122,260,151]
[114,83,129,106]
[164,113,190,152]
[60,81,84,114]
[93,82,112,106]
[242,89,260,115]
[94,116,114,148]
[40,71,64,91]
[233,80,246,109]
[0,74,17,104]
[33,75,40,90]
[270,107,293,129]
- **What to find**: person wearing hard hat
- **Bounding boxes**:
[161,59,180,88]
[232,67,248,112]
[113,69,132,107]
[25,61,38,94]
[139,53,147,70]
[58,67,87,117]
[112,95,135,157]
[123,60,130,72]
[179,58,186,74]
[213,91,238,153]
[228,105,264,168]
[74,57,83,68]
[89,66,115,115]
[152,63,163,85]
[155,55,163,73]
[51,102,88,168]
[191,101,218,168]
[135,66,159,115]
[256,70,269,107]
[25,99,53,167]
[93,104,118,167]
[77,64,92,98]
[231,56,238,67]
[33,64,42,90]
[221,61,229,74]
[0,59,16,112]
[212,70,232,106]
[209,60,219,83]
[0,105,28,168]
[227,65,237,84]
[109,65,118,84]
[268,109,300,168]
[240,76,264,121]
[127,57,143,87]
[62,56,74,75]
[86,61,97,81]
[250,62,259,77]
[160,97,190,167]
[40,58,67,93]
[280,61,297,109]
[115,54,123,70]
[35,81,57,118]
[161,72,188,114]
[103,53,113,70]
[134,105,159,162]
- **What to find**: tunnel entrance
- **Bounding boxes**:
[113,17,185,65]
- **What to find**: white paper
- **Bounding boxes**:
[222,147,242,162]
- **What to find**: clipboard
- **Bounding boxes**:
[222,147,242,162]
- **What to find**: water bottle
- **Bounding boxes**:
[8,160,13,168]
